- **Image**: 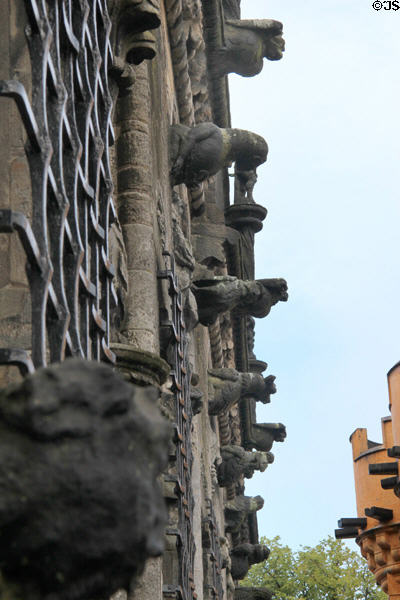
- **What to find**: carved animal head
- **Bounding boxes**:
[260,20,285,60]
[0,359,171,600]
[252,422,287,451]
[264,374,277,396]
[235,586,273,600]
[258,278,289,304]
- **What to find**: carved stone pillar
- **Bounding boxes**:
[116,63,159,354]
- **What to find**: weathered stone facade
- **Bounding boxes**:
[0,1,288,599]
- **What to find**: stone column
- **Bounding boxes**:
[115,62,159,354]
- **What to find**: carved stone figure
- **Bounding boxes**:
[170,123,268,188]
[230,543,270,580]
[217,445,274,487]
[208,368,277,415]
[225,495,264,534]
[214,19,284,78]
[234,588,273,600]
[234,168,258,203]
[220,536,235,594]
[192,276,288,326]
[250,422,287,452]
[0,359,171,600]
[114,0,161,65]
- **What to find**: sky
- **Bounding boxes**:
[228,0,400,550]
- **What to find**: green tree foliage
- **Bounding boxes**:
[241,535,386,600]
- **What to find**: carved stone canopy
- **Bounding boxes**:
[114,0,161,65]
[192,276,288,326]
[170,123,268,188]
[0,358,171,600]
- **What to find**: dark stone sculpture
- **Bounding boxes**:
[170,123,268,188]
[217,445,274,487]
[251,422,287,452]
[114,0,161,65]
[0,358,171,600]
[235,587,273,600]
[225,495,264,534]
[230,543,270,580]
[192,276,288,326]
[214,19,284,78]
[208,368,277,415]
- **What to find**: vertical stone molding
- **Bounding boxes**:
[116,63,159,353]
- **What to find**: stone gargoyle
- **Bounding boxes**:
[0,358,171,600]
[230,543,270,581]
[192,275,288,326]
[235,588,273,600]
[250,422,287,452]
[225,495,264,534]
[208,367,277,415]
[216,445,274,487]
[213,19,285,78]
[170,123,268,188]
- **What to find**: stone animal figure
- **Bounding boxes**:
[230,543,270,580]
[250,422,287,452]
[208,367,277,415]
[235,587,273,600]
[217,445,274,487]
[0,358,171,600]
[170,123,268,188]
[214,19,285,78]
[225,495,264,534]
[192,275,288,326]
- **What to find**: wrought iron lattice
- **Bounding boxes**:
[0,0,116,371]
[205,498,224,600]
[159,252,197,600]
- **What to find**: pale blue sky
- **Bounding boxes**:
[229,0,400,549]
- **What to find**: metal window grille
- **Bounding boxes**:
[205,498,224,600]
[0,0,116,372]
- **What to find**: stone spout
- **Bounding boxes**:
[193,276,288,326]
[170,123,268,188]
[208,368,277,415]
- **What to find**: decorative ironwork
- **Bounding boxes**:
[0,0,117,370]
[204,498,224,600]
[159,252,197,600]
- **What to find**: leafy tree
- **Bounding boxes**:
[241,535,386,600]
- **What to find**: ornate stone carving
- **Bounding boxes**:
[170,123,268,188]
[230,543,270,580]
[208,368,276,415]
[113,0,161,66]
[192,276,288,326]
[217,445,274,487]
[214,19,284,78]
[225,495,264,534]
[234,588,273,600]
[0,359,171,600]
[220,536,235,595]
[249,422,287,452]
